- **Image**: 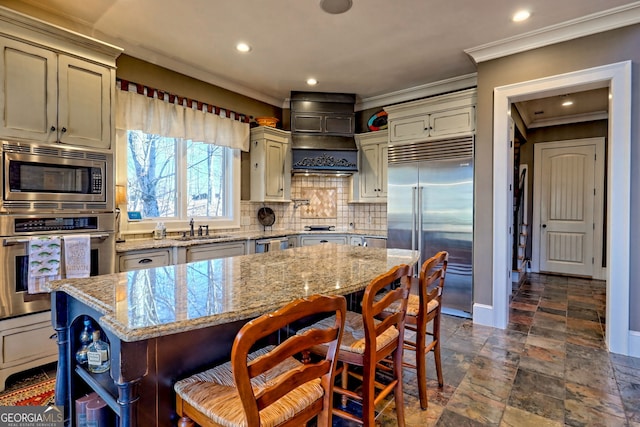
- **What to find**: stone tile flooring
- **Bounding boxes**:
[346,273,640,426]
[2,273,638,426]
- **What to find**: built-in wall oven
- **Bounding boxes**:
[2,141,112,213]
[0,213,115,320]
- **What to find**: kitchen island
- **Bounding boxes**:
[50,244,419,427]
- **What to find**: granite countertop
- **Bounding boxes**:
[49,244,418,342]
[115,229,386,253]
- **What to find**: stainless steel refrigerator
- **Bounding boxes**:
[387,136,473,317]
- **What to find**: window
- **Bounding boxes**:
[115,87,248,232]
[123,130,239,228]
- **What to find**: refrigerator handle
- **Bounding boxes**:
[418,186,423,258]
[411,186,417,251]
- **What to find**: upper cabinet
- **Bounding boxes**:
[351,130,388,202]
[250,126,291,202]
[0,8,121,150]
[385,88,477,143]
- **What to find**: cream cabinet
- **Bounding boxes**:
[353,130,388,201]
[0,9,120,149]
[186,241,247,262]
[118,248,173,272]
[250,126,291,202]
[0,312,57,392]
[385,89,476,143]
[299,235,348,246]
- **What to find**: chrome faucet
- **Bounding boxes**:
[189,218,195,237]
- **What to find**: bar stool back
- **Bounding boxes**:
[174,294,346,427]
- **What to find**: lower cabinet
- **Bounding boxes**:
[0,311,57,392]
[299,235,348,246]
[118,249,173,272]
[186,241,246,262]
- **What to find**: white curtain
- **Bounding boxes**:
[115,89,249,151]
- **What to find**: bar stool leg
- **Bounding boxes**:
[416,321,428,410]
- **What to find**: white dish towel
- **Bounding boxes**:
[28,236,61,294]
[268,239,282,251]
[64,234,91,279]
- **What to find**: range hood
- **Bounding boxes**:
[290,91,358,175]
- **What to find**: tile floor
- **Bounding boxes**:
[2,273,638,426]
[364,273,640,426]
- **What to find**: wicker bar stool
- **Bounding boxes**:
[174,294,346,427]
[298,264,413,426]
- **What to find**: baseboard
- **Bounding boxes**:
[628,330,640,358]
[472,303,494,327]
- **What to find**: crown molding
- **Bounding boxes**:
[465,2,640,64]
[354,73,477,111]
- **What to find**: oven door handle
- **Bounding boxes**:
[3,233,110,246]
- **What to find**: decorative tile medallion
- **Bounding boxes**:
[300,187,337,218]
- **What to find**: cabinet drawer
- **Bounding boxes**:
[186,241,246,262]
[300,236,347,246]
[1,318,56,367]
[119,250,172,272]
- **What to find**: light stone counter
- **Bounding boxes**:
[50,244,417,343]
[115,229,386,253]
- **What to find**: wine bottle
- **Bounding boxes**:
[75,318,93,365]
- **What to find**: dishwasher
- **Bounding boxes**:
[255,237,289,253]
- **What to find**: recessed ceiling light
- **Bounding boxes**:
[236,42,251,53]
[306,78,318,86]
[562,100,574,107]
[512,10,530,22]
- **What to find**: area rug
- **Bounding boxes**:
[0,378,56,406]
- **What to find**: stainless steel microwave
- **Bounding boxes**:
[2,142,113,213]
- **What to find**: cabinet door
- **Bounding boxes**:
[0,37,57,143]
[57,55,111,149]
[389,115,430,142]
[360,144,380,198]
[429,106,475,138]
[265,139,285,199]
[378,143,388,197]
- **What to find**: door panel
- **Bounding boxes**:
[419,158,474,315]
[539,145,595,276]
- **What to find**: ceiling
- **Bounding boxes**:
[0,0,637,113]
[515,88,610,129]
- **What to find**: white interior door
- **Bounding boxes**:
[535,139,603,277]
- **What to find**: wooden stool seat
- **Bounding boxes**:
[174,294,346,427]
[175,346,324,427]
[298,311,399,355]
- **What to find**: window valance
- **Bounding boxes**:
[115,84,250,152]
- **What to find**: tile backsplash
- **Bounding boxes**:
[242,176,387,232]
[128,176,387,239]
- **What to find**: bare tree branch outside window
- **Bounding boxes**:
[126,131,228,219]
